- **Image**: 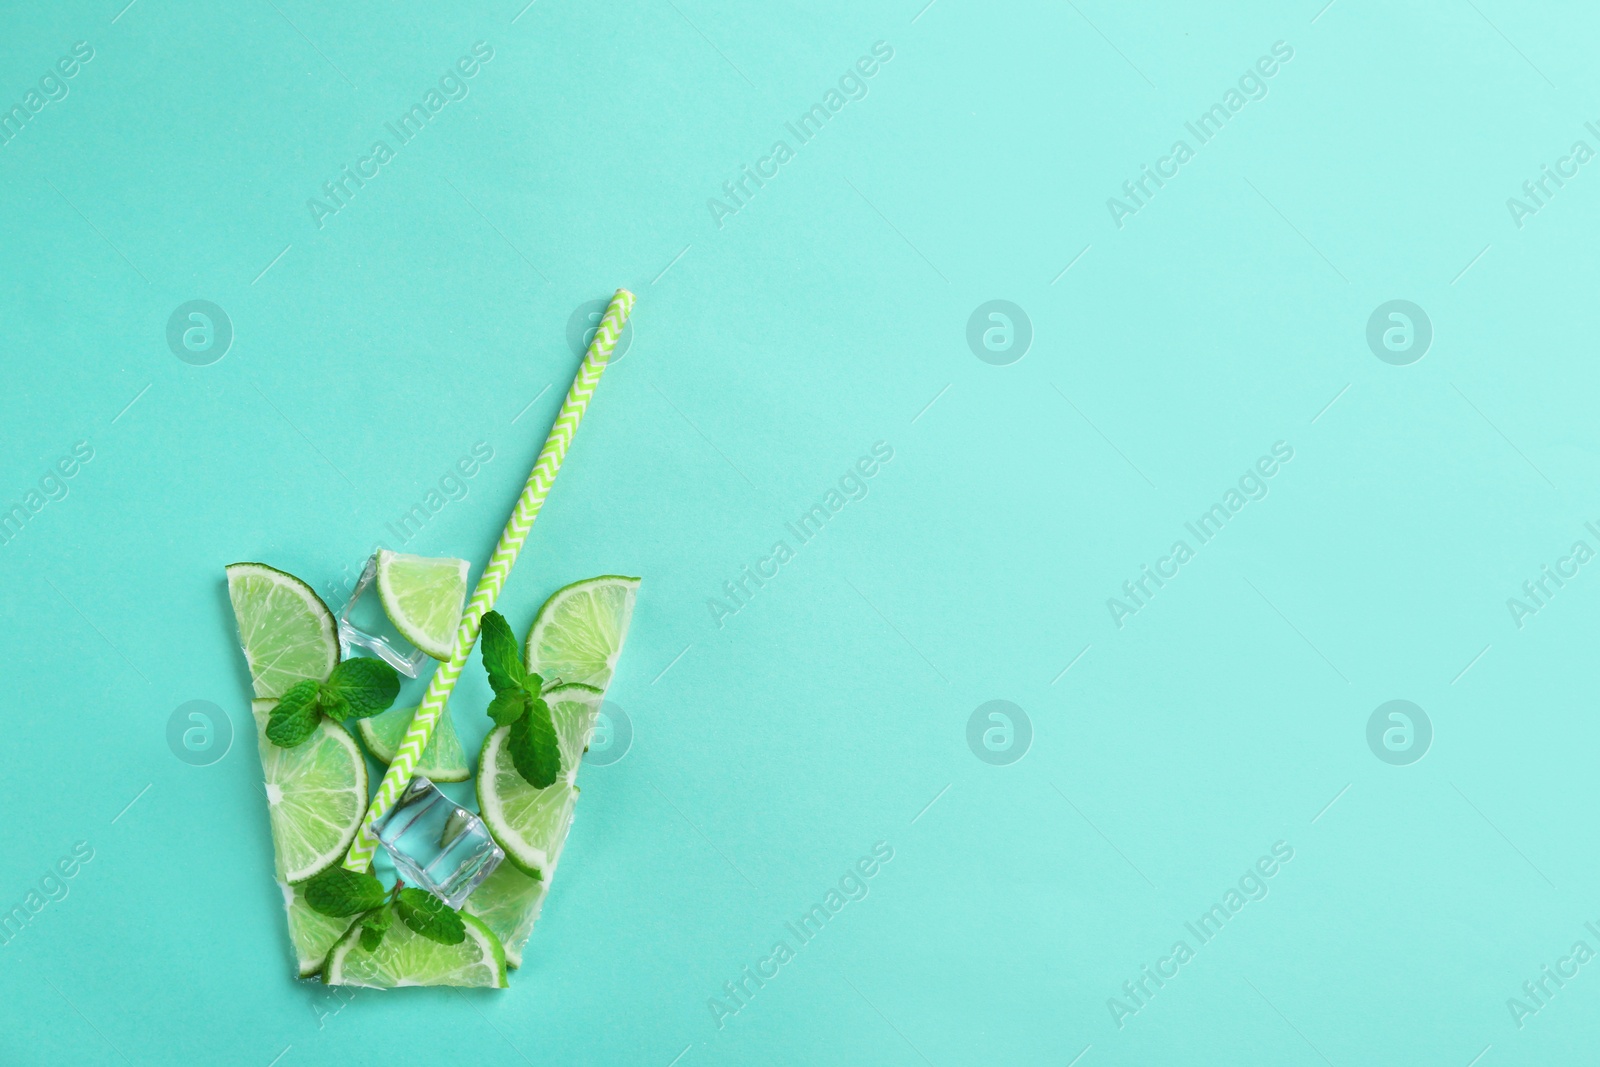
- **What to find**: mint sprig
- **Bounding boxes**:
[304,869,467,950]
[478,610,561,788]
[265,657,402,749]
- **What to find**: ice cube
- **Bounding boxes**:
[374,776,503,908]
[337,552,429,678]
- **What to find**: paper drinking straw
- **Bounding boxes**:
[343,288,636,871]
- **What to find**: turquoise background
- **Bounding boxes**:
[4,0,1600,1063]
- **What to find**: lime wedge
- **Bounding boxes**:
[375,550,469,660]
[356,702,469,782]
[226,563,339,699]
[251,700,369,883]
[323,912,507,988]
[476,684,604,878]
[463,861,549,969]
[280,880,354,978]
[524,576,640,690]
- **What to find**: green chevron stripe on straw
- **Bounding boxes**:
[343,287,636,872]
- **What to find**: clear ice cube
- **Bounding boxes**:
[337,552,428,677]
[374,776,504,908]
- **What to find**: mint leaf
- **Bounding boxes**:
[508,695,561,788]
[359,904,393,951]
[324,657,401,719]
[266,679,322,748]
[303,866,387,918]
[479,611,526,694]
[395,887,466,945]
[486,688,530,728]
[319,690,352,724]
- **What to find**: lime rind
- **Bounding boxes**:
[356,702,470,782]
[375,550,469,660]
[323,911,507,988]
[226,562,339,699]
[523,575,640,691]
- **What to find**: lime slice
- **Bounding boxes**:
[323,912,507,988]
[251,700,369,883]
[476,684,604,878]
[524,576,640,690]
[227,563,339,699]
[356,703,469,782]
[546,682,605,772]
[463,861,549,969]
[375,550,469,660]
[280,880,354,978]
